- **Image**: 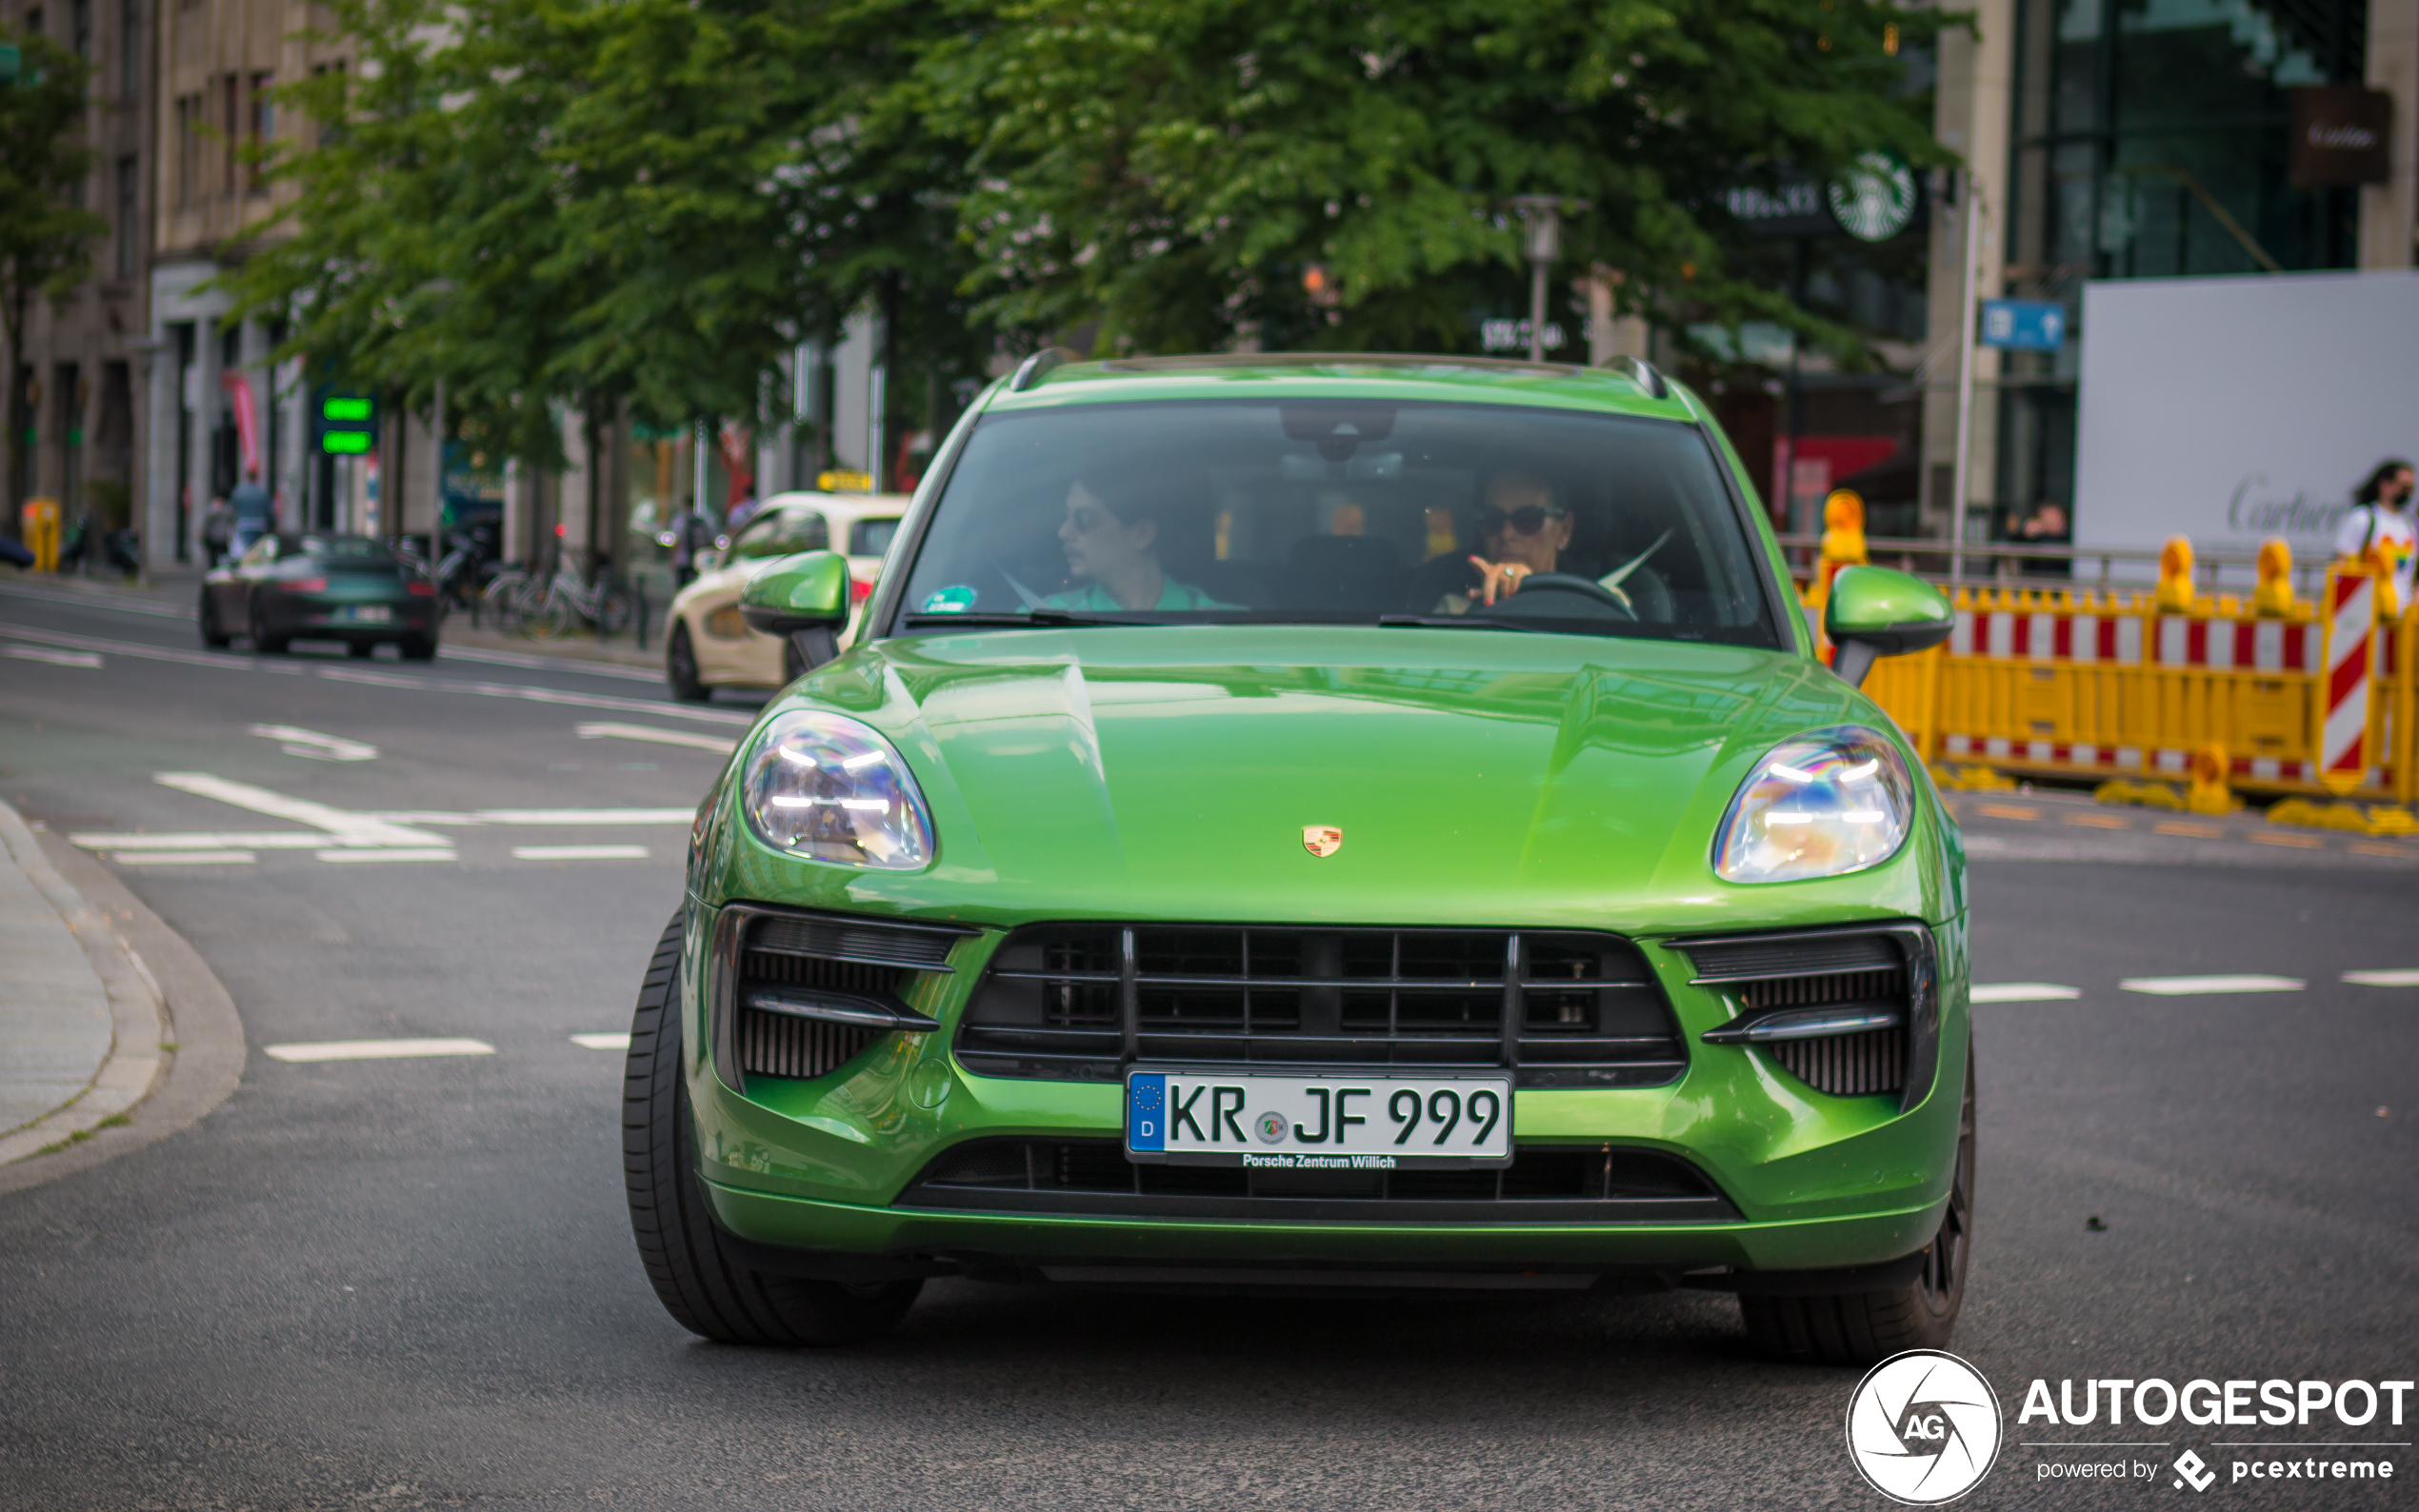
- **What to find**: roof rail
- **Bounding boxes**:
[1009,347,1083,392]
[1616,354,1669,400]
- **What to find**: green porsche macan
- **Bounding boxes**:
[622,353,1969,1369]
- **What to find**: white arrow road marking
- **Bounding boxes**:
[114,849,256,865]
[512,845,649,861]
[265,1039,496,1062]
[575,721,736,753]
[570,1033,631,1050]
[1971,983,2082,1003]
[2119,974,2305,996]
[2343,969,2419,986]
[316,848,458,863]
[250,724,378,762]
[152,773,447,847]
[4,645,103,667]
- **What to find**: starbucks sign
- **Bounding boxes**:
[1827,151,1918,242]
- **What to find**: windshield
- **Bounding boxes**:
[893,399,1778,646]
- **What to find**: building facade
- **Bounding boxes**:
[1925,0,2416,543]
[5,0,155,550]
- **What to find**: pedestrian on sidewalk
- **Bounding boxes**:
[669,498,713,588]
[2333,458,2416,607]
[199,496,235,567]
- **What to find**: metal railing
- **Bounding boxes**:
[1773,533,2329,599]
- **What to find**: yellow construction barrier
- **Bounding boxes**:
[1812,566,2419,803]
[19,498,60,572]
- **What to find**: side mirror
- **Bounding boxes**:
[740,550,851,671]
[1823,565,1954,687]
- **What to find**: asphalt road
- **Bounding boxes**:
[1,582,2412,1510]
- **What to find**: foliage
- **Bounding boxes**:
[0,26,110,509]
[930,0,1950,360]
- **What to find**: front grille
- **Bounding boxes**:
[711,905,973,1090]
[953,925,1686,1087]
[1679,926,1929,1099]
[898,1137,1737,1224]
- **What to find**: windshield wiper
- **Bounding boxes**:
[900,610,1162,628]
[1374,614,1548,633]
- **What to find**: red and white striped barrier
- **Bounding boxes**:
[2321,570,2375,787]
[1940,733,2317,785]
[1947,604,2317,671]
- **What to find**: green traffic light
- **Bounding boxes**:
[323,396,373,422]
[321,431,372,454]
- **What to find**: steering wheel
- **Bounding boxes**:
[1491,571,1637,621]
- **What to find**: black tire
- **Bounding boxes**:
[1741,1048,1974,1368]
[666,623,709,703]
[248,597,289,655]
[622,913,923,1345]
[399,634,437,662]
[199,590,231,648]
[347,640,376,659]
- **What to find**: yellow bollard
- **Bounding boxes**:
[2154,535,2195,613]
[1809,488,1868,608]
[19,498,60,572]
[2187,743,2234,814]
[2251,537,2297,617]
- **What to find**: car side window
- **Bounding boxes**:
[730,513,788,560]
[774,509,830,554]
[238,537,279,567]
[851,518,901,558]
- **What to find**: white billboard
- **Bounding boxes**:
[2073,269,2419,578]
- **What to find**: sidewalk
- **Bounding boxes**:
[0,800,170,1166]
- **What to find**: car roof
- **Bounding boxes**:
[981,351,1700,423]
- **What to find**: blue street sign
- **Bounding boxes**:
[1980,298,2067,351]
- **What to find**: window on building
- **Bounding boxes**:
[114,155,137,279]
[247,71,273,195]
[175,92,200,207]
[312,59,348,149]
[223,73,239,197]
[70,0,90,57]
[119,0,139,98]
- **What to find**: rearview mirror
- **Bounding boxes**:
[1823,566,1954,687]
[740,550,851,671]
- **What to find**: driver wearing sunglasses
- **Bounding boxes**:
[1432,470,1573,612]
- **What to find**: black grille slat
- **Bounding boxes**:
[733,927,917,1084]
[740,1010,880,1081]
[903,1138,1736,1222]
[748,912,968,970]
[956,925,1685,1087]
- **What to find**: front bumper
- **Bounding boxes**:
[679,905,1971,1281]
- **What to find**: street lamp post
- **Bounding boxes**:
[1503,196,1588,363]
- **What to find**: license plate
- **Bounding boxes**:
[342,605,391,624]
[1125,1068,1513,1168]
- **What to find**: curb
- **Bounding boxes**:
[0,806,247,1198]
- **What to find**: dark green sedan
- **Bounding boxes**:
[626,353,1966,1367]
[200,532,440,659]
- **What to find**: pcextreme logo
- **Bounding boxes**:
[1846,1350,2005,1504]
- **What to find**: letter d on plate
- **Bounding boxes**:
[1128,1074,1166,1151]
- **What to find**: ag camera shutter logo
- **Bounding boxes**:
[1846,1350,2003,1504]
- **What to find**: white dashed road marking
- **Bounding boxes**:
[250,724,379,762]
[469,808,695,826]
[73,831,348,850]
[265,1039,496,1062]
[1971,983,2083,1003]
[114,849,256,865]
[2343,969,2419,986]
[4,645,103,667]
[2119,974,2306,996]
[575,721,736,754]
[570,1033,631,1050]
[316,848,458,864]
[512,845,649,861]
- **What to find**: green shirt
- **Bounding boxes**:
[1041,578,1236,611]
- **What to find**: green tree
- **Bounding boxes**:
[0,27,109,517]
[931,0,1949,360]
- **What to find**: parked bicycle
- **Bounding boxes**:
[524,564,636,641]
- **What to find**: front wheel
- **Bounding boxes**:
[622,915,923,1345]
[248,597,289,655]
[398,634,437,662]
[1740,1048,1974,1368]
[666,623,708,703]
[199,590,232,648]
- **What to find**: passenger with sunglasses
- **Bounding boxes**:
[1427,470,1573,613]
[1043,479,1234,612]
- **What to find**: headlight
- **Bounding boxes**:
[1712,727,1913,884]
[739,709,934,869]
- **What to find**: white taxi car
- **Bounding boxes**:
[664,490,907,700]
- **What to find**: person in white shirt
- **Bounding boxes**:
[2333,458,2416,606]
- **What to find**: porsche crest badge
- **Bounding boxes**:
[1302,826,1343,858]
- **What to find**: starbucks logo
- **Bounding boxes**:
[1829,151,1918,242]
[1254,1110,1289,1145]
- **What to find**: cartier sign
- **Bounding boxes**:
[2289,86,2391,187]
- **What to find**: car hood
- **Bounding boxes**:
[722,626,1948,933]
